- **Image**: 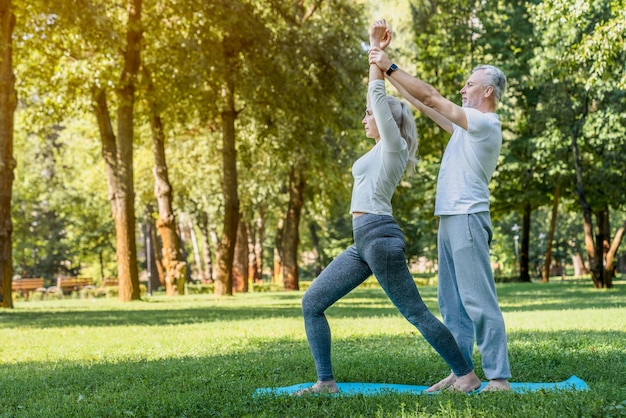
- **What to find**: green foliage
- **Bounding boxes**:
[530,0,626,90]
[7,0,626,286]
[0,280,625,417]
[523,0,626,216]
[11,113,115,280]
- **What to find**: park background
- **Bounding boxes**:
[0,1,625,417]
[0,0,625,303]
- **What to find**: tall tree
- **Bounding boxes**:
[17,0,146,299]
[142,67,186,296]
[171,0,277,296]
[282,166,305,290]
[0,0,17,308]
[92,0,143,300]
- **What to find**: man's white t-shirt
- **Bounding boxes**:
[434,108,501,215]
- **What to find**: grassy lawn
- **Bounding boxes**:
[1,279,625,417]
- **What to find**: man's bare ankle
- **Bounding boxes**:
[482,378,511,392]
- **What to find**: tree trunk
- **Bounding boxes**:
[542,181,561,283]
[92,88,140,301]
[273,215,284,284]
[214,70,239,296]
[0,0,16,308]
[144,68,186,296]
[283,167,305,290]
[116,0,142,301]
[195,210,213,282]
[142,207,161,295]
[175,221,192,283]
[605,219,626,288]
[246,220,259,282]
[570,93,605,288]
[186,219,202,281]
[253,205,265,282]
[599,205,613,287]
[571,251,586,276]
[246,220,257,282]
[233,213,248,293]
[593,208,608,288]
[519,202,531,282]
[308,221,322,277]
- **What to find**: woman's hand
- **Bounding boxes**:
[369,19,392,50]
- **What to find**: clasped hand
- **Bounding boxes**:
[369,19,391,50]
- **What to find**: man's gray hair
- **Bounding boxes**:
[473,65,507,102]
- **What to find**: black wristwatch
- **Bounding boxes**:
[386,63,398,76]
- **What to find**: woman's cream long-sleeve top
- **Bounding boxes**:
[350,80,409,216]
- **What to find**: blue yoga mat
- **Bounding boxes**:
[255,375,588,396]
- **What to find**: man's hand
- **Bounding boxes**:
[369,19,392,50]
[368,47,393,74]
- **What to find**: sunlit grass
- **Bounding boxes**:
[0,279,625,417]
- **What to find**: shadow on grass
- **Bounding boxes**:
[0,330,624,417]
[1,282,624,330]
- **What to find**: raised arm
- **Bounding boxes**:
[369,47,467,131]
[368,20,386,82]
[388,76,453,133]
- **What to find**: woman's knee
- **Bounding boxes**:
[302,290,325,318]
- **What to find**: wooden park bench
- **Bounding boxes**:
[12,278,45,300]
[55,277,94,294]
[102,278,119,287]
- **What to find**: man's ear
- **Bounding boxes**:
[484,85,494,98]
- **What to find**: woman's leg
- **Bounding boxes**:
[301,245,372,383]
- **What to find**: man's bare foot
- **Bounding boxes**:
[481,378,511,392]
[450,371,482,393]
[292,380,339,396]
[424,372,456,393]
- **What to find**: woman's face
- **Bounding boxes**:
[362,106,379,140]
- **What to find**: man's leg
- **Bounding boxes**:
[455,213,511,388]
[427,216,476,391]
[437,216,476,365]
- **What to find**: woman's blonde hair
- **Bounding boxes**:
[386,96,418,175]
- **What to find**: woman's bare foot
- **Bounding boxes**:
[425,371,482,393]
[292,380,339,396]
[424,372,456,393]
[482,378,511,392]
[450,371,482,392]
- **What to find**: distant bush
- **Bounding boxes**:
[186,283,214,294]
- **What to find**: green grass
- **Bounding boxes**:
[1,279,625,417]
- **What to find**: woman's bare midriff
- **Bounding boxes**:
[352,212,366,218]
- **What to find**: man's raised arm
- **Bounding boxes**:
[369,46,467,131]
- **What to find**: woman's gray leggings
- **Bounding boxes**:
[302,214,473,382]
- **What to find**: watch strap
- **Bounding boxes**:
[386,63,398,76]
